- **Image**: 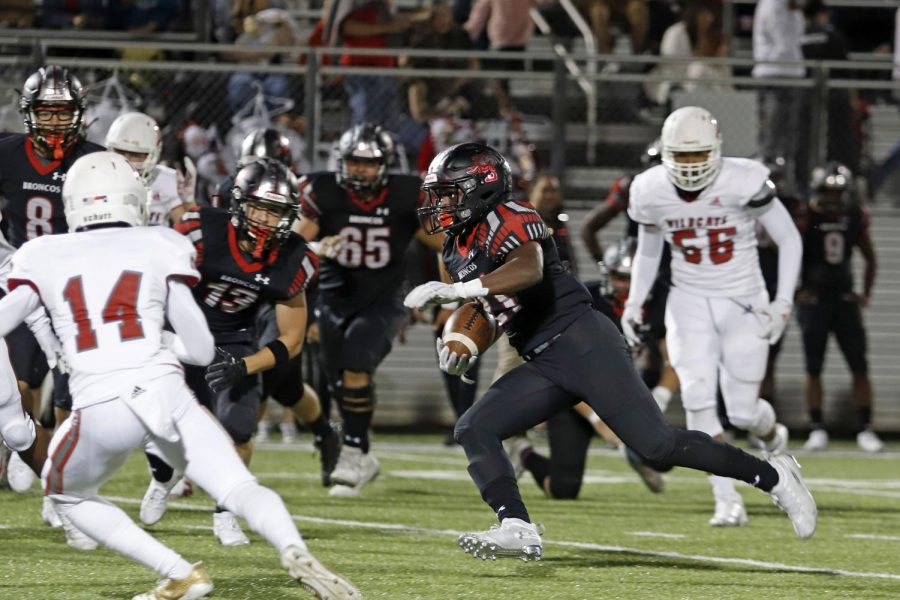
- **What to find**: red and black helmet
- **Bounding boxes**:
[19,65,87,160]
[239,127,293,169]
[419,142,512,235]
[231,158,299,258]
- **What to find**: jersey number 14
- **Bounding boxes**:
[62,271,144,352]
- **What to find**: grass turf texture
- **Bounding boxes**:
[0,435,898,599]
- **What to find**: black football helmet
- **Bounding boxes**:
[19,65,87,160]
[239,127,293,168]
[419,142,513,235]
[231,158,299,258]
[600,237,637,297]
[809,161,853,215]
[336,122,395,196]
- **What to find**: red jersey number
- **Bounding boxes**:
[62,271,145,352]
[671,227,736,265]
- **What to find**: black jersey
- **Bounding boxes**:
[799,205,868,295]
[546,217,577,276]
[175,207,318,333]
[299,172,421,315]
[0,134,104,247]
[443,198,592,354]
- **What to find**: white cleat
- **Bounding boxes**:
[857,429,884,453]
[280,545,362,599]
[803,429,829,452]
[57,506,99,551]
[503,436,533,480]
[458,518,543,562]
[7,452,36,493]
[280,421,298,445]
[709,497,749,527]
[764,423,789,456]
[329,447,379,496]
[42,496,63,528]
[140,478,173,526]
[132,562,213,600]
[768,454,817,539]
[213,511,250,546]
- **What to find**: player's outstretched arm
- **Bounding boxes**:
[580,201,622,263]
[0,285,41,338]
[625,224,664,311]
[166,280,215,366]
[757,199,802,303]
[243,292,307,376]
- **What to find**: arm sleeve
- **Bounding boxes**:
[486,205,548,263]
[297,176,322,221]
[160,229,201,285]
[0,285,41,338]
[165,280,215,366]
[624,224,665,311]
[286,247,320,299]
[24,306,62,365]
[173,209,205,268]
[757,199,802,302]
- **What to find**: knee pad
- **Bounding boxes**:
[337,381,375,413]
[729,398,776,438]
[685,406,723,437]
[1,417,35,452]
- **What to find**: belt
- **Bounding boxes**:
[522,333,563,362]
[213,328,254,346]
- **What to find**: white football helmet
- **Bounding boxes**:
[63,151,148,230]
[105,112,162,181]
[660,106,722,192]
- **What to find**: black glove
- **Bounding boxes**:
[204,347,248,393]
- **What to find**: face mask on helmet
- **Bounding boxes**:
[418,143,512,235]
[336,124,394,197]
[231,159,299,259]
[810,163,853,215]
[661,107,722,192]
[106,112,162,181]
[20,66,86,161]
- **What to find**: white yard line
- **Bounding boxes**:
[847,534,900,542]
[627,531,687,539]
[104,495,900,582]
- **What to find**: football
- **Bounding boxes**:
[442,302,497,359]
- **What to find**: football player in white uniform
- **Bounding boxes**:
[106,111,189,227]
[624,107,803,527]
[0,152,359,600]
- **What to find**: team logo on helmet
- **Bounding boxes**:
[466,154,498,183]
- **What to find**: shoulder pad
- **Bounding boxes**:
[746,179,777,209]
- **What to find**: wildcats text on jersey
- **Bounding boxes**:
[664,215,729,229]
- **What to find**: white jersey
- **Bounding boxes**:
[8,227,199,408]
[628,158,770,297]
[147,165,184,227]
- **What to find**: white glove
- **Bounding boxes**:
[620,303,644,352]
[436,337,478,384]
[757,297,793,345]
[403,279,488,310]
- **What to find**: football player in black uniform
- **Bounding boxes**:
[0,65,102,511]
[405,143,817,561]
[296,123,443,497]
[140,158,320,546]
[796,162,882,452]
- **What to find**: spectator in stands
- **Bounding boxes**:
[0,0,32,28]
[645,0,729,106]
[800,0,858,176]
[39,0,108,29]
[225,7,299,113]
[752,0,804,191]
[108,0,181,33]
[585,0,649,56]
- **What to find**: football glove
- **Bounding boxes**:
[403,279,488,310]
[436,337,478,384]
[620,303,644,353]
[205,347,248,393]
[757,297,792,345]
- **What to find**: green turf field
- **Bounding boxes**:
[1,435,898,599]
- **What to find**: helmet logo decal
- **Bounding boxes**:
[467,153,498,183]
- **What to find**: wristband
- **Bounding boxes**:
[452,278,489,299]
[265,339,291,367]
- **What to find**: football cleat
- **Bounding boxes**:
[213,511,250,546]
[768,454,817,539]
[132,562,213,600]
[7,452,35,492]
[856,429,884,453]
[803,429,829,452]
[140,478,174,526]
[280,545,361,599]
[503,436,532,480]
[708,497,749,527]
[315,427,342,487]
[329,446,379,496]
[57,506,99,551]
[42,496,63,528]
[623,446,665,493]
[458,518,543,562]
[764,423,790,456]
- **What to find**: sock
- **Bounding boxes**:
[857,406,872,431]
[221,481,307,553]
[341,411,372,453]
[651,386,673,412]
[808,408,823,430]
[708,474,738,501]
[522,449,550,492]
[663,429,779,492]
[482,477,530,523]
[308,413,333,440]
[146,452,175,484]
[63,497,193,579]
